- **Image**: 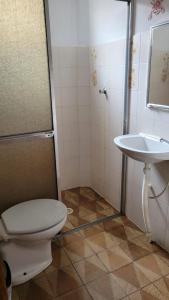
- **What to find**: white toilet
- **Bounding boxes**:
[0,199,67,286]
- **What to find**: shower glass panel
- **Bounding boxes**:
[0,0,52,136]
[0,0,58,212]
[0,136,57,214]
[48,0,128,233]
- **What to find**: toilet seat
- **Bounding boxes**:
[1,199,67,235]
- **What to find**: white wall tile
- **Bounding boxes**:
[61,157,80,190]
[140,31,150,64]
[57,47,77,68]
[77,67,90,86]
[80,140,91,157]
[77,86,90,106]
[62,122,79,142]
[79,122,91,141]
[80,157,91,186]
[63,140,79,159]
[62,107,78,124]
[77,47,89,67]
[61,87,78,107]
[56,68,77,87]
[79,106,91,124]
[56,107,62,125]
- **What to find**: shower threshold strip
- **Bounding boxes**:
[53,212,121,240]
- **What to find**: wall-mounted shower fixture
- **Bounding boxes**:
[99,88,108,99]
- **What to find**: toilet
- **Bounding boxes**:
[0,199,67,286]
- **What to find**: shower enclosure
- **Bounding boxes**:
[0,0,132,234]
[48,0,130,233]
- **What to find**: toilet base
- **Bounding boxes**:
[0,239,52,286]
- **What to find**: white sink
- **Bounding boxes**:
[114,133,169,164]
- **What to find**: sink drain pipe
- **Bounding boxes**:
[142,163,151,236]
[142,163,169,240]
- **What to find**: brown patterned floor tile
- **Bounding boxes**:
[111,217,143,238]
[86,272,127,300]
[60,231,83,246]
[113,262,151,292]
[51,243,71,268]
[82,212,103,223]
[118,239,151,261]
[46,264,82,297]
[118,216,138,227]
[108,225,129,243]
[130,235,160,253]
[64,239,95,263]
[62,220,74,232]
[79,206,95,218]
[135,253,169,281]
[97,244,132,272]
[74,255,107,284]
[79,187,98,201]
[124,223,143,240]
[102,218,124,231]
[102,220,143,246]
[14,275,54,300]
[62,187,117,231]
[155,248,169,266]
[56,286,92,300]
[99,207,118,217]
[86,231,120,253]
[153,275,169,299]
[97,198,113,209]
[127,284,165,299]
[68,214,88,227]
[80,223,104,238]
[62,190,80,206]
[78,199,97,213]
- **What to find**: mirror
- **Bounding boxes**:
[147,22,169,110]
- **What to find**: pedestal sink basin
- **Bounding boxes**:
[114,133,169,238]
[114,133,169,163]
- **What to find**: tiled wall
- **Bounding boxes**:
[127,0,169,250]
[88,0,128,210]
[53,47,91,190]
[48,0,91,190]
[89,40,126,210]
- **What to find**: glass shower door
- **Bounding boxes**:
[0,0,57,210]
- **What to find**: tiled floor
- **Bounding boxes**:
[62,187,118,231]
[13,216,169,300]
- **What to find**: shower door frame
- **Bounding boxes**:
[44,0,135,237]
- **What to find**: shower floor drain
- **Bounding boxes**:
[67,208,73,215]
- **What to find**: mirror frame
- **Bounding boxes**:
[147,21,169,111]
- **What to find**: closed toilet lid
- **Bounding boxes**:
[1,199,67,234]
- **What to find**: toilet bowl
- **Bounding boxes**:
[0,199,67,286]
